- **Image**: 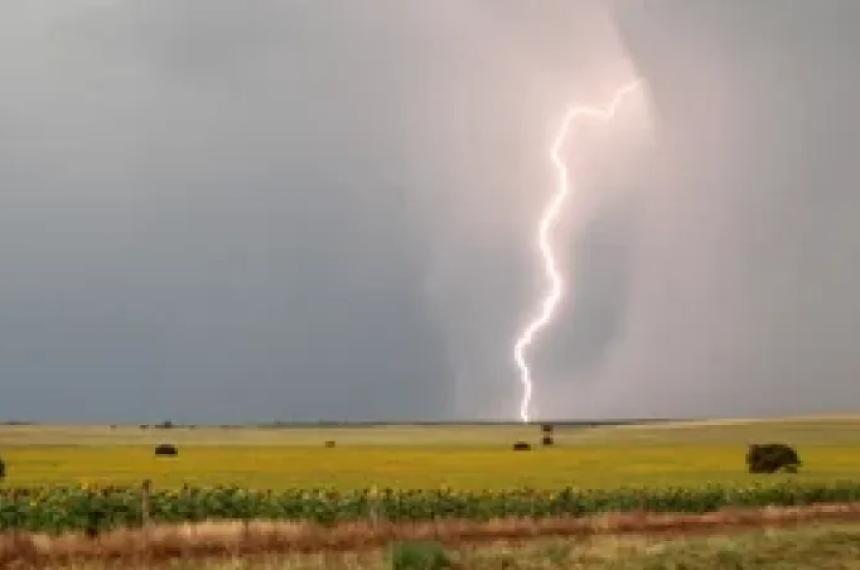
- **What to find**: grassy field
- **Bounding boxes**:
[1,416,859,490]
[204,523,860,569]
[35,522,860,569]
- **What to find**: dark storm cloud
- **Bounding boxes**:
[0,1,455,422]
[1,1,858,421]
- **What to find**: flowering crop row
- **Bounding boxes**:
[1,481,859,534]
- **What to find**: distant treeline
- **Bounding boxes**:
[0,419,682,429]
[255,419,680,428]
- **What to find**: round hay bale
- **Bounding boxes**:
[541,424,554,434]
[541,436,554,446]
[154,443,179,457]
[324,440,336,448]
[512,441,531,451]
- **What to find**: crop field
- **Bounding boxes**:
[2,416,860,491]
[2,417,860,566]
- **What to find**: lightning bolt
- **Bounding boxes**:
[514,79,641,423]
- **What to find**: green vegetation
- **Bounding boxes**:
[3,481,860,533]
[391,541,451,570]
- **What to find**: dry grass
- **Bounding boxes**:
[34,523,860,570]
[4,502,860,568]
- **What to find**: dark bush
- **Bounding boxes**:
[747,443,801,473]
[154,444,179,457]
[0,457,5,481]
[512,441,531,451]
[391,541,451,570]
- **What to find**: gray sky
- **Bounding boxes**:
[1,1,858,422]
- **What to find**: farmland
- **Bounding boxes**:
[2,417,860,490]
[2,417,860,567]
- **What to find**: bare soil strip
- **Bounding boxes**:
[4,502,860,567]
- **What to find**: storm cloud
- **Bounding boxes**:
[0,1,858,422]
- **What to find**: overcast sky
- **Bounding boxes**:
[1,1,858,423]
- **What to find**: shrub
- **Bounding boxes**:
[154,444,179,457]
[391,541,451,570]
[0,457,5,481]
[747,443,801,474]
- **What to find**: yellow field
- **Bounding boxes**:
[2,417,859,490]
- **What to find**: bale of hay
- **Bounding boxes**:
[541,424,554,434]
[541,436,554,446]
[324,440,336,448]
[512,441,531,451]
[154,443,179,457]
[746,443,800,473]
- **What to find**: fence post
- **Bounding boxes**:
[369,486,379,526]
[141,479,152,527]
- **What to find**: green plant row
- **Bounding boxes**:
[1,481,859,534]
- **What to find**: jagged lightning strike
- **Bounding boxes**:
[514,80,641,423]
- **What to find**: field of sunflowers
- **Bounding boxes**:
[1,418,859,532]
[4,481,860,533]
